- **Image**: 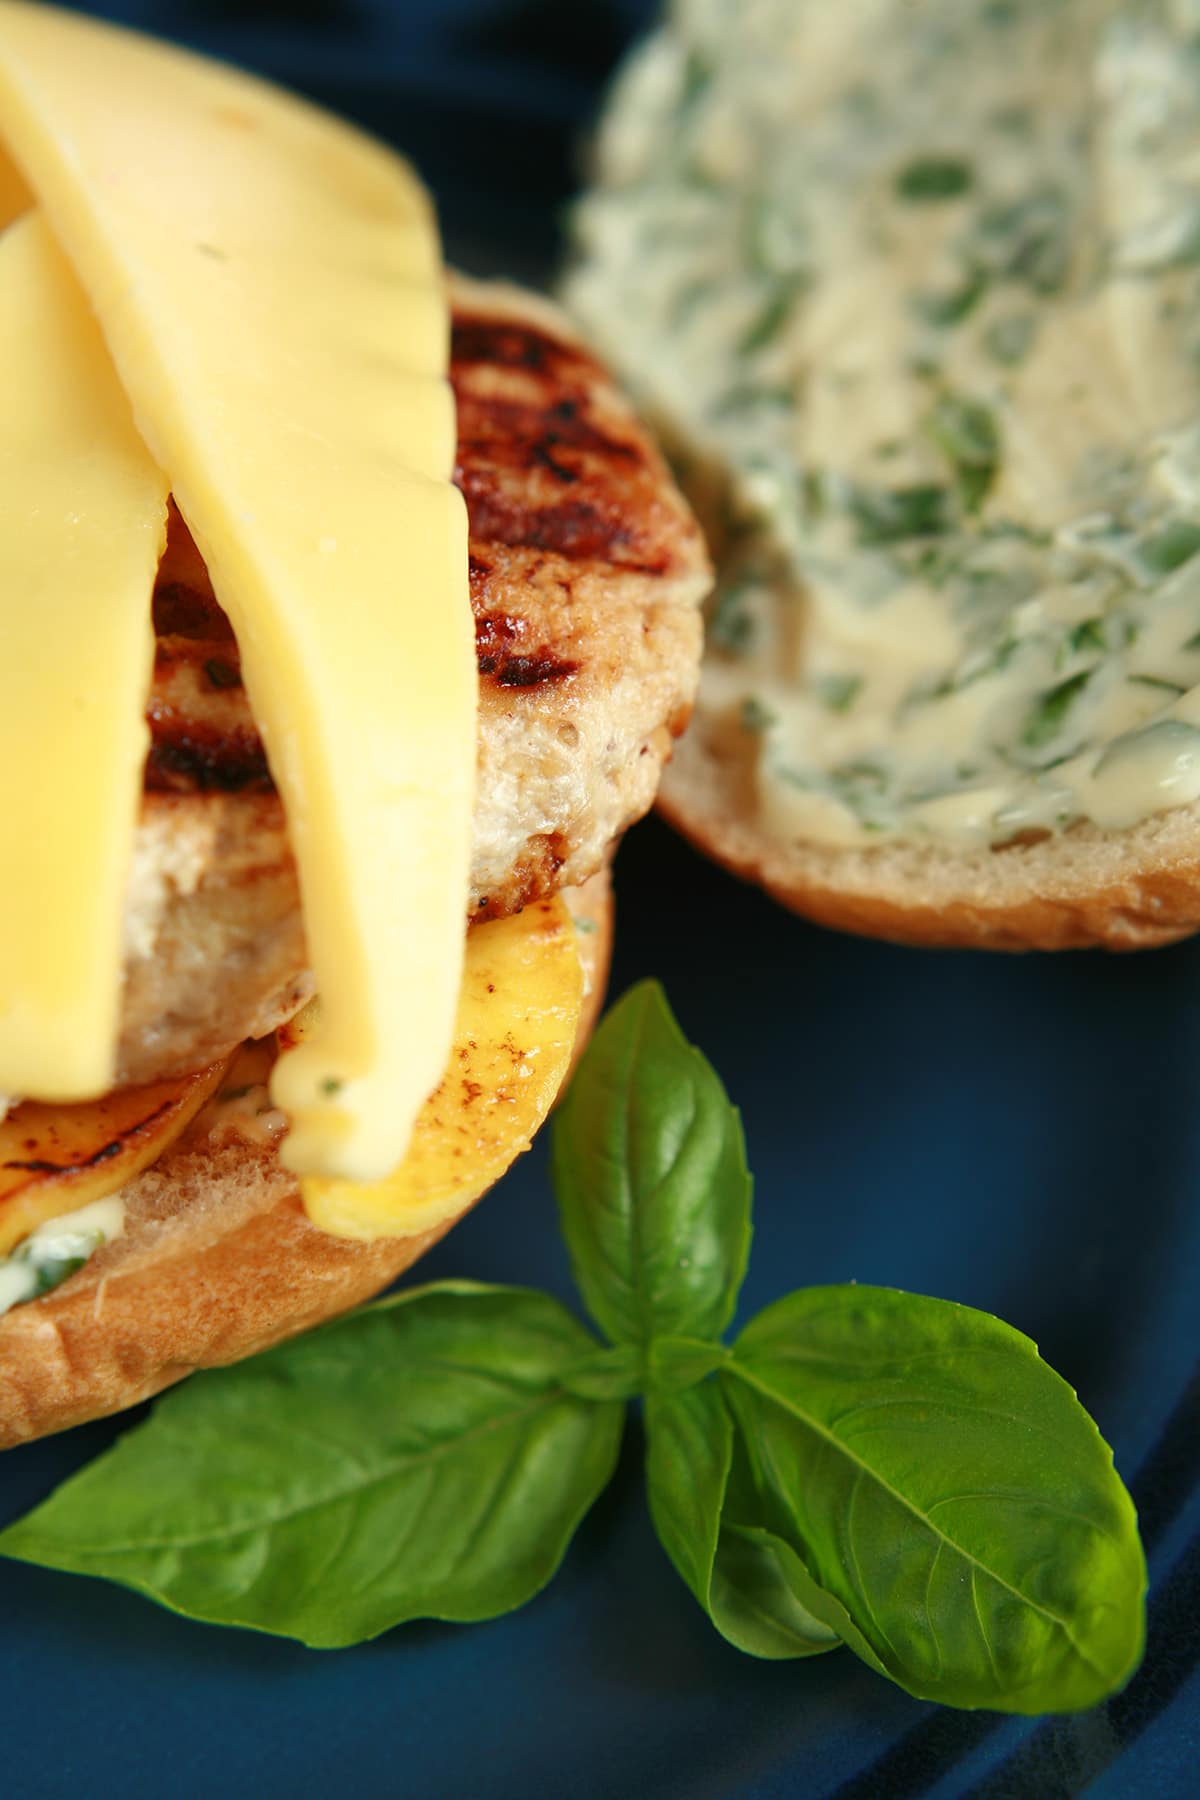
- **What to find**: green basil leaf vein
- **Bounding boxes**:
[645,1380,838,1660]
[551,980,752,1356]
[722,1285,1146,1713]
[0,1282,623,1647]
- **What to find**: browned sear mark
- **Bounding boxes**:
[451,317,601,377]
[139,297,694,820]
[460,476,645,566]
[3,1100,175,1173]
[475,612,578,689]
[145,712,273,794]
[204,656,242,691]
[452,312,669,570]
[152,580,234,641]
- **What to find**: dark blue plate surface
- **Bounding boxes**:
[3,6,1199,1795]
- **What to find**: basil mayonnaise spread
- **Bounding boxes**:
[567,0,1200,847]
[0,1195,125,1318]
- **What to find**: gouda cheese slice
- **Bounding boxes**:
[0,211,167,1098]
[283,898,584,1241]
[0,146,28,229]
[0,5,475,1177]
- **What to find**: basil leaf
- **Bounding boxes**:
[1064,616,1108,658]
[722,1285,1146,1713]
[738,282,802,355]
[740,695,777,734]
[848,482,955,545]
[712,1524,842,1660]
[1020,668,1092,756]
[0,1282,622,1646]
[976,185,1071,294]
[983,312,1036,366]
[811,673,862,714]
[895,155,973,202]
[645,1380,838,1660]
[680,47,713,111]
[913,266,988,329]
[1128,674,1186,698]
[708,579,756,653]
[924,393,1000,513]
[1133,518,1200,581]
[552,981,752,1354]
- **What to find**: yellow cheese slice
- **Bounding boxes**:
[0,146,29,229]
[280,897,584,1241]
[0,4,475,1179]
[0,211,168,1099]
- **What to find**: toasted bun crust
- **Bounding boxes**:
[0,870,612,1448]
[660,723,1200,951]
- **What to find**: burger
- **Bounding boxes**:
[0,5,709,1444]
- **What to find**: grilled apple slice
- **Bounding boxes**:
[286,896,584,1241]
[0,1056,232,1255]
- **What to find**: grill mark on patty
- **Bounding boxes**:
[451,316,602,376]
[145,708,273,794]
[152,580,235,641]
[457,470,669,571]
[203,656,243,691]
[452,314,670,571]
[142,297,688,794]
[475,611,579,688]
[154,640,243,686]
[464,393,641,474]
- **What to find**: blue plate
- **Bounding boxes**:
[4,6,1199,1794]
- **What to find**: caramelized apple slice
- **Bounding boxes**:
[286,896,583,1241]
[0,1056,233,1255]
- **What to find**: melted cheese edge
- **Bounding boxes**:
[0,211,167,1098]
[0,145,28,229]
[0,4,475,1179]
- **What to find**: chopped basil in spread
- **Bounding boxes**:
[567,0,1200,848]
[0,1195,125,1317]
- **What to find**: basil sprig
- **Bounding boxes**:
[0,1284,624,1646]
[0,984,1145,1713]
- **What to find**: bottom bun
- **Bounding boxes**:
[0,868,613,1448]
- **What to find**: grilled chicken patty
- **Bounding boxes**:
[115,277,708,1086]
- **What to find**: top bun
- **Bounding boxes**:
[567,0,1200,951]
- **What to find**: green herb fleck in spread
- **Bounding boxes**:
[895,155,973,203]
[567,0,1200,849]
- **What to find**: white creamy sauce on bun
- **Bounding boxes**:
[569,0,1200,850]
